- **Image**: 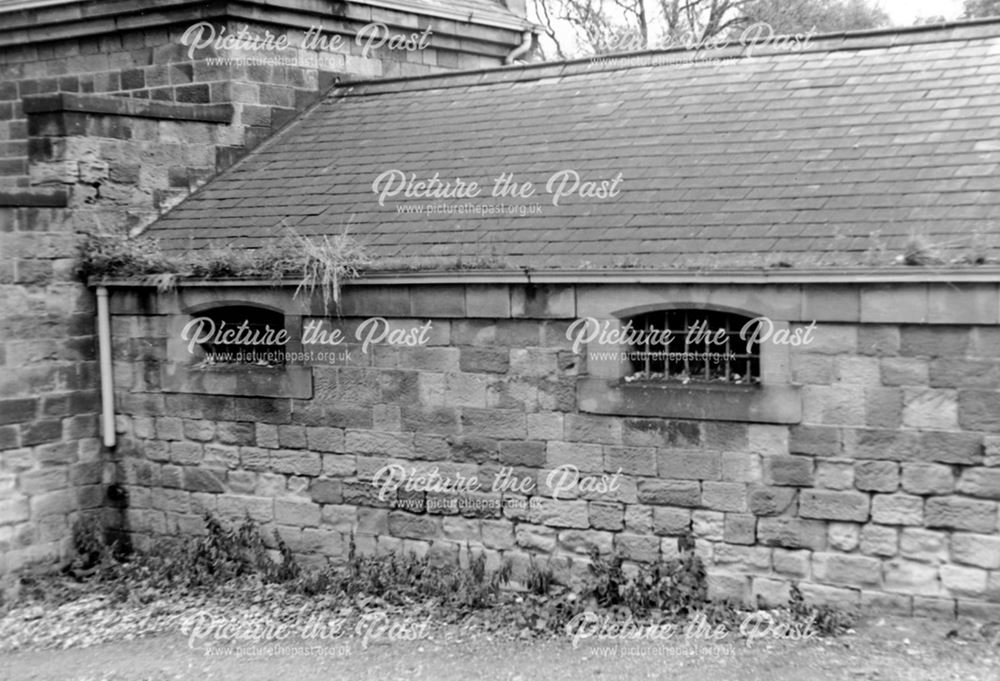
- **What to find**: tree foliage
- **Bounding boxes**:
[962,0,1000,18]
[528,0,891,58]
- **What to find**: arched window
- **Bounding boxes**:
[622,308,760,385]
[188,305,286,367]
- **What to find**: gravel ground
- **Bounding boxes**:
[3,615,999,681]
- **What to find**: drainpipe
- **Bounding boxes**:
[505,30,534,64]
[96,286,116,448]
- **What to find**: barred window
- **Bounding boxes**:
[623,309,760,385]
[189,305,286,367]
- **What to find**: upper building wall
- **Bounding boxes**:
[0,0,533,189]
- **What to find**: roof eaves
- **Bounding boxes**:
[330,16,1000,97]
[359,0,536,31]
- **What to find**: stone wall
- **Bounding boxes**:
[106,280,1000,619]
[0,195,103,577]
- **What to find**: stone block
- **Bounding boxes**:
[913,596,956,618]
[757,517,827,550]
[812,552,882,587]
[545,441,603,473]
[763,455,814,487]
[588,501,624,531]
[217,495,273,523]
[498,441,545,467]
[986,436,1000,467]
[724,513,757,545]
[183,467,225,494]
[912,431,983,466]
[509,348,557,377]
[559,529,613,556]
[256,423,279,449]
[637,479,701,507]
[880,357,928,386]
[854,461,899,492]
[958,391,1000,432]
[870,494,923,526]
[747,485,797,516]
[460,408,526,439]
[515,523,556,552]
[657,450,721,480]
[860,524,898,557]
[182,419,215,442]
[305,427,344,453]
[901,463,955,495]
[18,468,67,496]
[216,421,255,446]
[816,460,854,490]
[526,413,563,440]
[900,327,969,358]
[481,519,515,549]
[791,353,833,384]
[345,430,414,458]
[529,498,589,529]
[865,387,902,428]
[801,385,865,426]
[753,577,792,607]
[464,285,510,319]
[271,450,321,476]
[773,548,811,577]
[860,590,913,616]
[170,441,203,465]
[721,452,762,483]
[692,510,724,541]
[310,479,343,505]
[387,511,439,539]
[614,533,660,562]
[275,498,321,527]
[902,389,958,430]
[940,564,988,597]
[925,496,997,532]
[799,490,870,522]
[459,347,509,374]
[835,356,881,385]
[827,522,860,551]
[0,498,29,525]
[604,446,656,476]
[957,468,1000,500]
[788,425,841,456]
[701,481,748,512]
[900,528,949,564]
[322,454,356,477]
[652,506,690,535]
[30,490,75,517]
[950,533,1000,569]
[706,571,751,605]
[203,444,239,469]
[713,543,772,574]
[564,413,621,445]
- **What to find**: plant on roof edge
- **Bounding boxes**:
[286,227,371,310]
[76,224,372,307]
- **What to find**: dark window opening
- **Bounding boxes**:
[623,309,760,385]
[192,305,286,367]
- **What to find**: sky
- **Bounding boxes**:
[879,0,965,24]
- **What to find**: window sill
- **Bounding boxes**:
[160,362,313,399]
[576,377,801,424]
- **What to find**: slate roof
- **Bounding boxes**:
[148,19,1000,271]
